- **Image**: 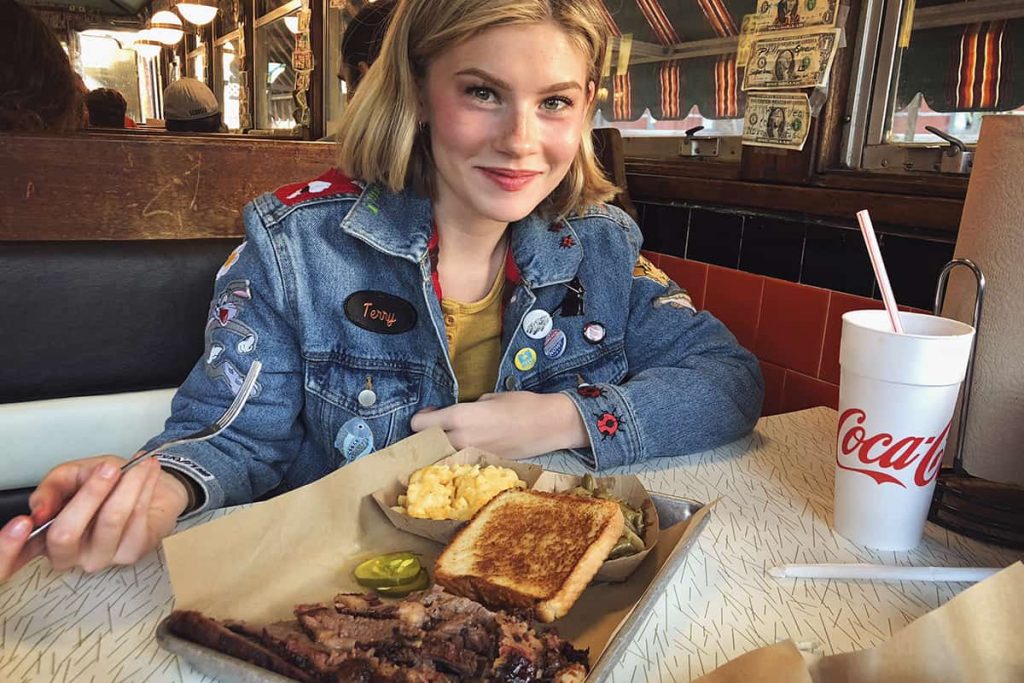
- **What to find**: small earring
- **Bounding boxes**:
[419,120,428,131]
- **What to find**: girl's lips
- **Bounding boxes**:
[478,167,542,192]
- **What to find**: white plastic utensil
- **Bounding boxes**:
[856,209,904,334]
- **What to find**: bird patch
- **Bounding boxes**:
[274,168,361,206]
[632,255,670,287]
[336,417,374,462]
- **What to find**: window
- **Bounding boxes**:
[253,0,302,131]
[74,30,158,124]
[845,0,1024,173]
[324,5,350,138]
[592,1,748,161]
[214,32,243,131]
[189,44,208,83]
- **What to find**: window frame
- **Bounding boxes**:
[842,0,1024,174]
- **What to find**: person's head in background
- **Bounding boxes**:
[340,0,396,97]
[163,77,224,132]
[337,0,615,220]
[0,0,85,133]
[86,88,127,128]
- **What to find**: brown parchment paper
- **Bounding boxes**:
[371,447,544,544]
[695,562,1024,683]
[163,428,711,665]
[532,471,659,582]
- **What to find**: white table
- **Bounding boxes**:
[1,408,1019,682]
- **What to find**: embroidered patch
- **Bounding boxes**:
[216,242,246,280]
[273,168,361,206]
[577,384,605,399]
[632,255,670,286]
[209,280,258,352]
[203,280,261,395]
[652,284,695,311]
[595,411,625,440]
[344,290,417,334]
[547,222,565,232]
[559,235,576,249]
[336,417,374,462]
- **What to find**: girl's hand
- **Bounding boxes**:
[410,391,589,459]
[0,456,189,582]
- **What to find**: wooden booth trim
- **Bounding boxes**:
[0,134,338,241]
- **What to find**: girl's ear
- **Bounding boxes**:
[585,80,596,109]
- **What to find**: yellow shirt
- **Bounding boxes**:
[441,268,505,402]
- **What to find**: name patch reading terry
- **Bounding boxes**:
[344,290,417,334]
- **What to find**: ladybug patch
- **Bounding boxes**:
[559,235,576,249]
[577,384,605,399]
[594,411,624,439]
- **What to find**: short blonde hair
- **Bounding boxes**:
[337,0,618,218]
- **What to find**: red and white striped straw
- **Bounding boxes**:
[856,210,904,334]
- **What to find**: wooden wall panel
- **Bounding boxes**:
[0,134,338,240]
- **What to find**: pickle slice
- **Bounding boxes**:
[353,552,422,588]
[376,568,430,597]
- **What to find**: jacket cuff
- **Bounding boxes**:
[152,451,224,519]
[560,384,642,470]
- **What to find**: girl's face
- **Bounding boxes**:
[421,21,593,227]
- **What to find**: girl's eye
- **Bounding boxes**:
[467,86,497,103]
[541,96,573,112]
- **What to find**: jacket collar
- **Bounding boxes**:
[340,184,582,288]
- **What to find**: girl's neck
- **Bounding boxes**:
[433,204,509,303]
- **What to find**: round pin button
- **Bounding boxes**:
[358,389,377,407]
[504,376,517,390]
[522,309,553,340]
[514,347,537,371]
[543,329,567,359]
[582,321,606,344]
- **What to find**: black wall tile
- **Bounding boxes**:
[879,235,955,309]
[687,208,743,268]
[801,225,875,296]
[638,202,689,257]
[738,216,805,281]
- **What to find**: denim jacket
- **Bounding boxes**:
[146,169,763,514]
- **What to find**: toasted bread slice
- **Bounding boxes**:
[433,489,624,622]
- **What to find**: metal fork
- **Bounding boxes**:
[27,361,263,541]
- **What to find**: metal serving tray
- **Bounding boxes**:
[156,493,710,682]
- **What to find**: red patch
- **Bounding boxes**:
[577,384,605,399]
[548,222,565,232]
[560,235,576,249]
[595,411,624,439]
[273,168,361,206]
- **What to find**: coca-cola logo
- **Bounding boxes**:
[836,408,950,488]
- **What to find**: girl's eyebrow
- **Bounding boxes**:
[455,68,583,95]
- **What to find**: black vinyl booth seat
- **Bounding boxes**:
[0,239,239,524]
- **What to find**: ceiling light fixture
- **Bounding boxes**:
[150,9,184,45]
[176,0,218,27]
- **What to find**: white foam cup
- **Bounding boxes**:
[834,310,975,550]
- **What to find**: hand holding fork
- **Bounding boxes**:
[0,362,261,582]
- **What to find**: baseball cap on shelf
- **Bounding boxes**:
[163,77,220,121]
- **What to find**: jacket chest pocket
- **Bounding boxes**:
[304,355,423,465]
[520,344,628,393]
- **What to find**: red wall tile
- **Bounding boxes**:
[760,361,786,416]
[754,279,830,378]
[782,370,839,413]
[659,255,708,310]
[703,265,765,349]
[820,292,884,384]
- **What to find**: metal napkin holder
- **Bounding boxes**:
[927,259,1024,549]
